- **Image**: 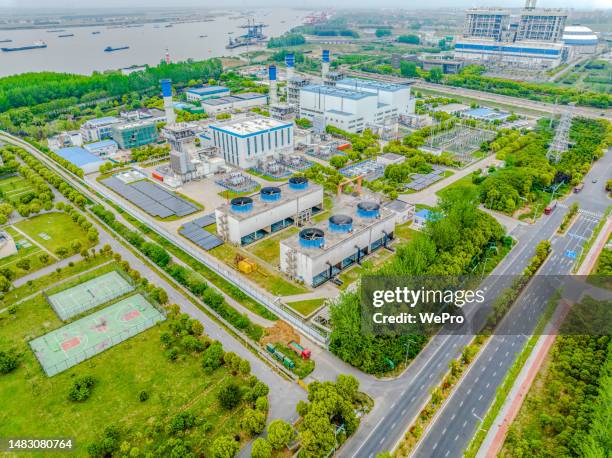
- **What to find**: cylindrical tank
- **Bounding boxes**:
[299,228,325,249]
[230,196,253,213]
[357,201,381,219]
[288,176,309,190]
[329,214,353,232]
[260,186,281,202]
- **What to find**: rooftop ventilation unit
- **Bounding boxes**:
[230,196,253,213]
[299,228,325,249]
[288,176,309,190]
[329,214,353,232]
[357,201,381,219]
[260,186,281,202]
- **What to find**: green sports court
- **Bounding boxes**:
[46,270,134,321]
[30,294,166,376]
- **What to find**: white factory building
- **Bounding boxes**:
[215,177,324,246]
[80,116,123,142]
[280,201,396,287]
[299,78,415,133]
[563,26,598,55]
[201,92,268,115]
[185,86,231,103]
[209,116,294,169]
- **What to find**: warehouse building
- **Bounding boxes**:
[201,92,268,115]
[215,177,324,246]
[299,78,415,133]
[185,86,231,103]
[111,120,159,150]
[209,116,294,169]
[83,139,119,158]
[280,201,395,287]
[56,147,108,174]
[80,116,122,143]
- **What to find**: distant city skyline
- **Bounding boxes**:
[1,0,611,10]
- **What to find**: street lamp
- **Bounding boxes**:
[405,337,416,366]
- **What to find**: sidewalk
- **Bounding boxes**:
[477,300,571,458]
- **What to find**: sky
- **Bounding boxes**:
[0,0,610,9]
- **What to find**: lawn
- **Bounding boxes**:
[210,243,308,296]
[435,173,477,198]
[285,297,326,317]
[395,222,418,243]
[218,184,261,200]
[247,227,298,266]
[0,281,256,456]
[337,248,395,290]
[0,175,33,204]
[14,212,94,255]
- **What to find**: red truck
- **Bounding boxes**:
[288,340,311,360]
[544,200,558,215]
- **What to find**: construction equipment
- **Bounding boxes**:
[235,254,258,274]
[288,340,312,360]
[266,343,296,369]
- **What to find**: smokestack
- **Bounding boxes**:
[268,65,278,106]
[322,50,330,80]
[285,53,294,101]
[161,79,176,125]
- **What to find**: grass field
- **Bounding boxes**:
[285,297,326,317]
[14,212,94,255]
[0,272,257,456]
[435,173,477,198]
[246,227,299,266]
[210,243,308,297]
[0,175,34,204]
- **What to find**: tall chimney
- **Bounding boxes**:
[161,79,176,125]
[285,53,294,101]
[268,64,278,106]
[322,49,330,80]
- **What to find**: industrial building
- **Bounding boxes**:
[299,78,415,133]
[111,120,159,150]
[56,147,108,174]
[83,139,118,158]
[454,1,569,69]
[185,86,231,103]
[215,177,324,246]
[209,116,294,169]
[280,201,395,287]
[80,116,122,143]
[201,92,268,115]
[563,26,598,55]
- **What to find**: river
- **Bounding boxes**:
[0,8,306,77]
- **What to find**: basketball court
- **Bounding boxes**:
[30,294,165,376]
[46,270,134,321]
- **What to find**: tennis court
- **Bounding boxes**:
[30,294,166,376]
[46,270,134,321]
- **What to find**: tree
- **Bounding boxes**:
[375,29,391,38]
[426,67,443,83]
[267,419,294,449]
[55,246,69,258]
[251,438,272,458]
[16,258,31,271]
[209,435,239,458]
[68,375,96,401]
[38,253,50,264]
[217,380,242,410]
[202,342,224,370]
[70,240,82,253]
[0,351,19,374]
[400,61,418,78]
[397,34,420,44]
[240,408,266,436]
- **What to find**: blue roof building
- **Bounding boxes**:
[57,147,108,174]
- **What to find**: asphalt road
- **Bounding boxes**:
[411,154,610,458]
[341,148,611,458]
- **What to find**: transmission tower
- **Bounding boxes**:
[547,109,572,163]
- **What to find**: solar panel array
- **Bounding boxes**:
[179,216,223,250]
[404,169,444,191]
[102,177,199,218]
